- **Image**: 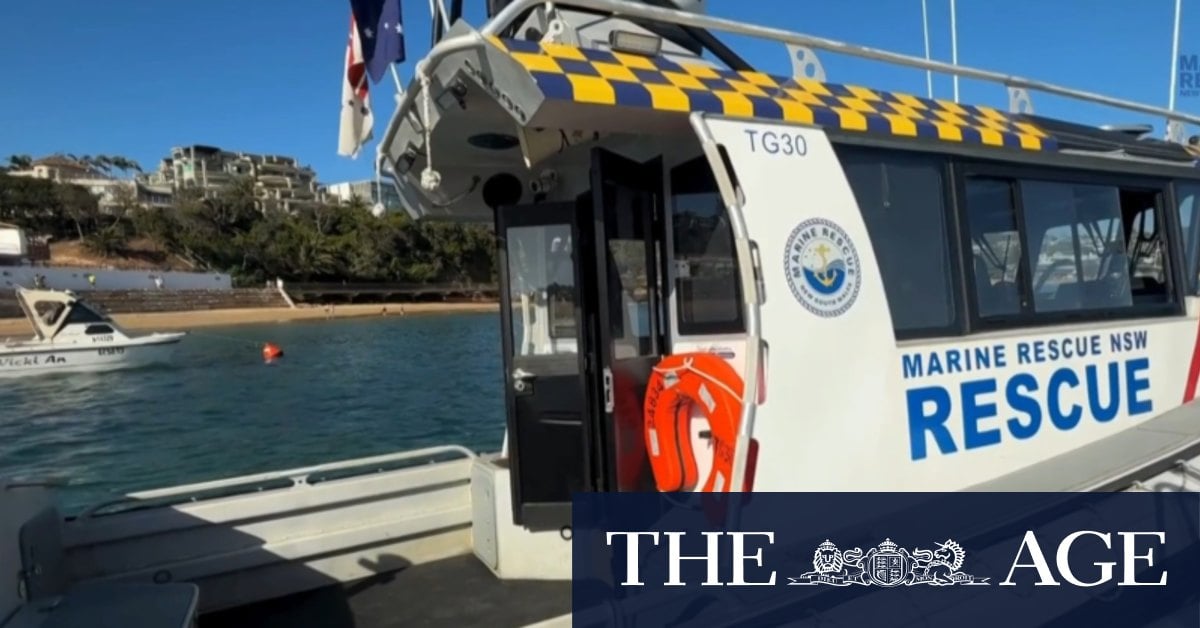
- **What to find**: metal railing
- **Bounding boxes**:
[484,0,1200,126]
[76,444,476,518]
[382,0,1200,159]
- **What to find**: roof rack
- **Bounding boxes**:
[379,0,1200,182]
[476,0,1200,130]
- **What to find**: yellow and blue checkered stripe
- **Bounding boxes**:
[488,37,1056,151]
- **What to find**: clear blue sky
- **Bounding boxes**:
[0,1,1194,184]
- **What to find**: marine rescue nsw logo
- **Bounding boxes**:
[784,218,861,318]
[789,538,989,587]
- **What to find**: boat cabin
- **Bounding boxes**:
[14,288,116,342]
[377,0,1200,529]
[15,288,114,342]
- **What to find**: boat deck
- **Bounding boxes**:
[198,554,571,628]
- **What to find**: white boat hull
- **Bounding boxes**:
[0,334,184,377]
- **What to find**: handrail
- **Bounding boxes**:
[380,0,1200,195]
[482,0,1200,127]
[76,444,476,518]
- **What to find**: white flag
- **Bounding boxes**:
[338,14,373,158]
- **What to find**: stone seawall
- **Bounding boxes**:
[0,288,287,319]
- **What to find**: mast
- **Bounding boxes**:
[1169,0,1183,112]
[949,0,959,103]
[921,0,933,99]
[1167,0,1184,141]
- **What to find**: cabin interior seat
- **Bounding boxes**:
[0,485,198,628]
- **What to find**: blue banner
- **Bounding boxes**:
[572,492,1200,627]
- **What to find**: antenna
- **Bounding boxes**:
[1169,0,1183,112]
[1167,0,1184,141]
[949,0,959,103]
[921,0,933,99]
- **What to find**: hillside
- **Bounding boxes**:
[47,238,195,271]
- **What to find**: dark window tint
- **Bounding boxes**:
[1177,182,1200,294]
[63,304,108,325]
[598,180,657,356]
[84,324,114,335]
[669,157,744,335]
[964,178,1025,317]
[838,148,956,335]
[1019,180,1167,312]
[965,173,1172,322]
[1123,190,1168,302]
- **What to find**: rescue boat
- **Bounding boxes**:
[5,1,1200,626]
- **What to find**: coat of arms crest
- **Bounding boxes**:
[788,538,990,587]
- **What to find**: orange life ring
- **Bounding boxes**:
[643,352,744,493]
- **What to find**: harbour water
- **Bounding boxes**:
[0,311,505,515]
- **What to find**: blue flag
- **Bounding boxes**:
[349,0,405,84]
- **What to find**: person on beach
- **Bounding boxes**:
[154,275,164,290]
[86,273,96,289]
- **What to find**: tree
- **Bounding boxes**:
[93,155,143,178]
[56,183,99,240]
[0,173,67,236]
[114,176,497,286]
[112,156,143,175]
[83,224,128,258]
[5,154,32,171]
[91,155,113,177]
[106,183,139,231]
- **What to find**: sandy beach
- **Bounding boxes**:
[0,301,499,336]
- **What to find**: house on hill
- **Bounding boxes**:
[9,155,97,182]
[7,155,172,211]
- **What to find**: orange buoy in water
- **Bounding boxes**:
[262,342,284,361]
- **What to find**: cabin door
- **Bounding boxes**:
[496,202,594,529]
[582,148,665,494]
[496,151,665,528]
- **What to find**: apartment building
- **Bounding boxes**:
[140,145,325,213]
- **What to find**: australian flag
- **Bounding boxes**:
[349,0,406,84]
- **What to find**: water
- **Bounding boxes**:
[0,312,505,514]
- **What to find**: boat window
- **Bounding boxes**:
[669,157,744,336]
[1124,191,1168,302]
[964,178,1025,318]
[837,147,956,337]
[963,167,1173,324]
[63,304,110,325]
[84,324,114,335]
[601,186,656,357]
[1020,181,1133,312]
[506,224,578,356]
[1176,182,1200,294]
[34,302,65,326]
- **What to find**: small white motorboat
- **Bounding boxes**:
[0,287,185,377]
